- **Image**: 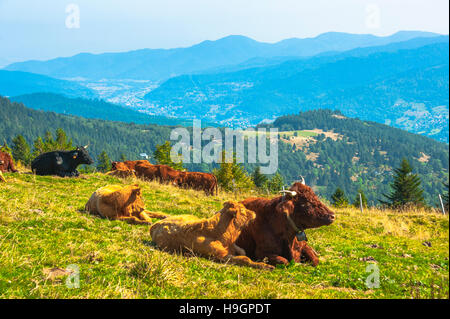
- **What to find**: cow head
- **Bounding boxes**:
[277,182,335,229]
[72,146,94,165]
[125,184,146,213]
[112,161,129,171]
[220,201,256,232]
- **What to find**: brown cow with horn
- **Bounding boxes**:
[236,177,335,267]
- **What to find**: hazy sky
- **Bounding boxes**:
[0,0,448,65]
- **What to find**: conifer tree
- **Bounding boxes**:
[119,153,127,162]
[331,187,349,208]
[381,158,425,208]
[97,151,112,172]
[11,135,31,166]
[442,182,449,212]
[214,151,254,192]
[32,137,45,157]
[252,166,268,188]
[55,128,73,150]
[267,172,285,193]
[43,131,55,152]
[352,189,368,208]
[154,141,184,170]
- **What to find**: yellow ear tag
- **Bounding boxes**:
[73,155,77,159]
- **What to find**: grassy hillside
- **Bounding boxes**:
[0,173,448,299]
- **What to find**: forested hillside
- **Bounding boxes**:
[10,93,195,127]
[1,96,448,205]
[262,110,449,206]
[0,96,172,162]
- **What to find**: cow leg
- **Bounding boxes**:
[141,210,168,219]
[300,243,319,266]
[231,244,246,256]
[254,232,289,266]
[289,239,318,266]
[138,210,168,222]
[290,238,304,263]
[224,255,275,270]
[264,254,290,266]
[70,170,80,177]
[56,170,70,177]
[117,216,152,225]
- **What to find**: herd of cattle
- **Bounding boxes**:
[0,148,336,269]
[109,160,218,195]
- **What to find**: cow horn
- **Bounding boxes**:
[279,190,297,197]
[83,145,89,149]
[299,175,305,185]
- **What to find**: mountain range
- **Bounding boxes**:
[1,31,448,142]
[3,31,441,81]
[144,38,449,142]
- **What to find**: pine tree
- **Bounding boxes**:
[267,172,285,193]
[214,151,254,192]
[11,135,31,166]
[381,158,425,208]
[352,189,368,208]
[43,130,56,152]
[154,141,184,170]
[119,153,127,162]
[55,128,73,150]
[32,137,45,158]
[252,166,268,188]
[97,151,112,172]
[331,187,349,208]
[442,182,449,212]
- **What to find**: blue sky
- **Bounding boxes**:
[0,0,448,65]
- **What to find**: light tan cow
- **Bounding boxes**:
[150,201,274,270]
[85,184,166,224]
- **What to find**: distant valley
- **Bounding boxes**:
[1,31,449,142]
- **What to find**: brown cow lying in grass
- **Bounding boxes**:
[237,182,335,267]
[150,201,274,270]
[85,184,167,224]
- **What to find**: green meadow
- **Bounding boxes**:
[0,173,448,299]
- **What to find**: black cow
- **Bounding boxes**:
[31,146,94,177]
